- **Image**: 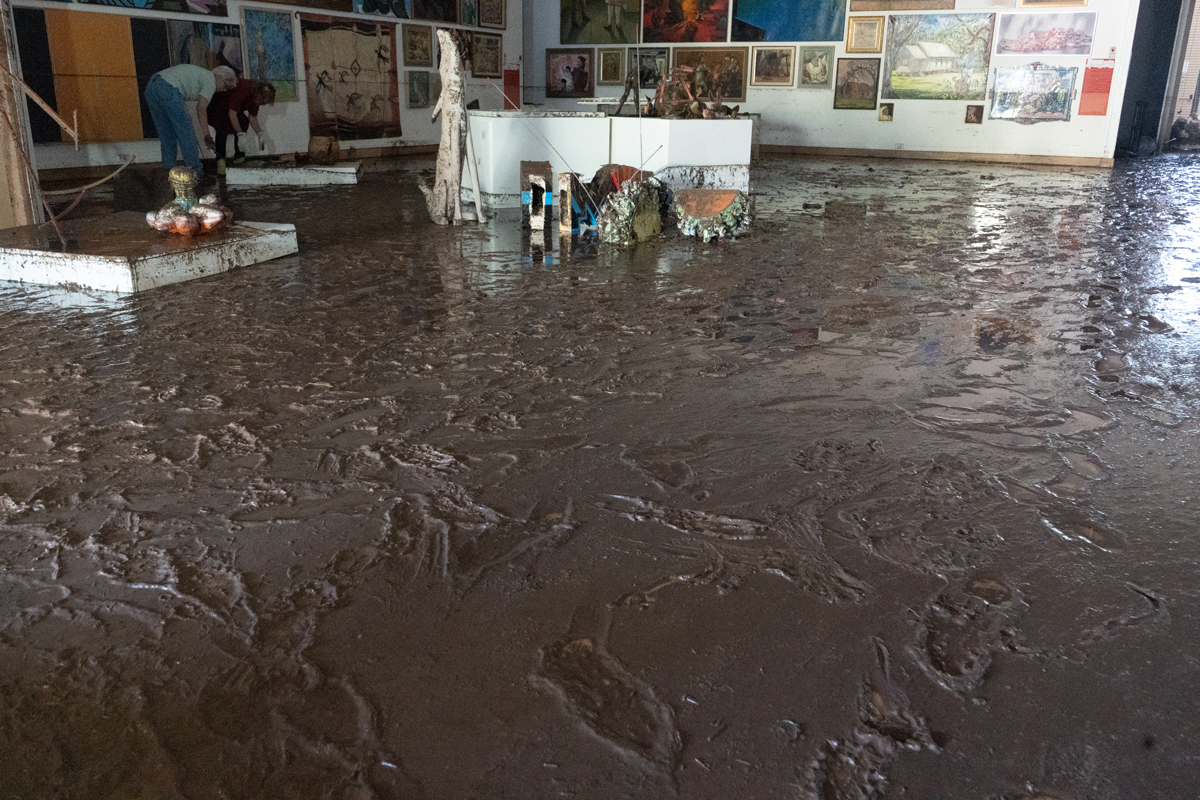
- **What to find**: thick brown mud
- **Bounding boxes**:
[3,155,1200,798]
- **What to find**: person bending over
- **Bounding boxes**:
[208,76,277,173]
[144,63,235,176]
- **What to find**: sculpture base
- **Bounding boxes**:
[0,212,299,294]
[225,162,363,186]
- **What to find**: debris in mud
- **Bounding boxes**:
[596,177,670,246]
[673,189,751,243]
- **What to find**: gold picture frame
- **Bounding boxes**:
[846,16,885,53]
[598,48,624,85]
[750,45,796,88]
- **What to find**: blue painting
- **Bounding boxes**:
[731,0,847,42]
[244,8,298,102]
[353,0,412,18]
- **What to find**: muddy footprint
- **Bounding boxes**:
[910,576,1024,695]
[536,604,681,772]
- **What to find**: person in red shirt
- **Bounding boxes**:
[207,78,277,173]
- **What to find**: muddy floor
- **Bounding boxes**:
[2,154,1200,799]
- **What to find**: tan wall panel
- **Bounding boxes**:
[52,74,143,143]
[45,10,135,77]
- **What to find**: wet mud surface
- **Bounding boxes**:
[4,155,1200,797]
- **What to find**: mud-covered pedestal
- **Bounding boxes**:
[225,162,363,186]
[0,212,298,294]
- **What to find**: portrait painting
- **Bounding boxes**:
[546,47,595,97]
[800,46,834,86]
[833,56,880,109]
[750,45,796,87]
[672,47,749,104]
[403,24,434,67]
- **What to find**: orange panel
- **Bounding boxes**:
[52,74,143,143]
[45,10,135,78]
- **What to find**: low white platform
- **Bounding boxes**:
[225,161,362,186]
[466,112,752,207]
[0,212,299,294]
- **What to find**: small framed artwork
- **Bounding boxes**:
[750,45,796,88]
[403,24,434,68]
[479,0,505,28]
[472,32,502,78]
[407,70,432,108]
[846,16,885,53]
[965,104,983,123]
[834,57,880,110]
[598,48,624,85]
[878,102,893,121]
[547,48,595,98]
[799,46,834,87]
[628,47,669,89]
[459,0,478,25]
[1021,0,1085,5]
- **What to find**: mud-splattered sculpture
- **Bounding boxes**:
[597,177,668,247]
[145,167,232,236]
[673,188,750,242]
[419,29,465,226]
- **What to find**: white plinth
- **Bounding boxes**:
[225,161,362,186]
[0,212,299,294]
[465,112,753,207]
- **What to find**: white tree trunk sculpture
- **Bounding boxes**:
[420,30,465,226]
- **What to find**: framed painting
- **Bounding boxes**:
[562,0,640,44]
[833,57,880,109]
[989,63,1077,123]
[730,0,846,42]
[878,101,893,120]
[627,47,668,89]
[242,7,298,102]
[598,48,624,85]
[412,0,456,23]
[480,0,505,28]
[965,103,983,122]
[459,0,478,25]
[644,0,729,42]
[352,0,409,16]
[750,45,796,87]
[846,15,884,52]
[849,0,951,8]
[672,47,749,103]
[472,32,502,77]
[402,23,434,67]
[546,48,595,97]
[996,12,1096,55]
[882,13,994,100]
[1021,0,1085,6]
[800,46,834,86]
[956,0,1015,6]
[80,0,230,16]
[407,69,431,107]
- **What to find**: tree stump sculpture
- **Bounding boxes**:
[419,29,466,225]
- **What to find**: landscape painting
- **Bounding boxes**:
[243,8,298,102]
[996,12,1096,55]
[731,0,846,42]
[561,0,640,44]
[833,57,880,109]
[881,13,994,100]
[990,63,1077,123]
[643,0,730,43]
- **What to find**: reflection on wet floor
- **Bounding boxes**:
[3,155,1200,797]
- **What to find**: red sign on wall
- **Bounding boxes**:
[1080,58,1116,116]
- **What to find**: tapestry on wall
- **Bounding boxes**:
[300,15,402,141]
[730,0,845,43]
[642,0,729,43]
[881,13,994,100]
[78,0,228,17]
[560,0,639,45]
[989,63,1077,123]
[244,7,299,102]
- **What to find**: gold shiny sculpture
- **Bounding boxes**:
[146,167,232,236]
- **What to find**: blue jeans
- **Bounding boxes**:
[145,75,203,174]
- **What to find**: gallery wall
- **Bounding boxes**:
[13,0,523,169]
[525,0,1145,164]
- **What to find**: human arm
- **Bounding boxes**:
[195,95,215,150]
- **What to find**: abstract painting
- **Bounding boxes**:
[800,46,834,86]
[167,21,241,73]
[472,32,501,77]
[299,15,401,140]
[561,0,640,44]
[598,47,624,84]
[460,0,479,25]
[834,57,879,109]
[672,47,749,103]
[407,69,430,107]
[243,8,298,102]
[644,0,729,43]
[628,47,669,89]
[732,0,846,42]
[996,12,1096,55]
[412,0,456,23]
[881,13,994,100]
[546,48,595,97]
[750,45,794,87]
[989,63,1077,123]
[78,0,228,17]
[352,0,410,16]
[403,23,433,67]
[480,0,505,28]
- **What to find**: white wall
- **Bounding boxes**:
[15,0,522,169]
[524,0,1143,161]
